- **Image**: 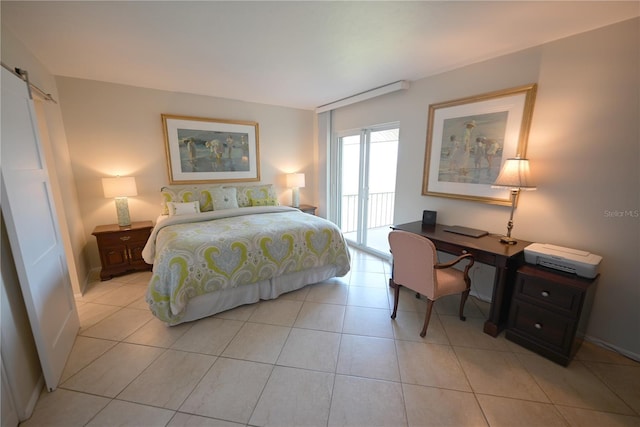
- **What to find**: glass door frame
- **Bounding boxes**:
[331,122,399,258]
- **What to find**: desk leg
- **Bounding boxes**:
[483,266,507,336]
[483,258,520,337]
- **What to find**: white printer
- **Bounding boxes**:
[524,243,602,279]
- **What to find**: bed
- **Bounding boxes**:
[142,185,351,325]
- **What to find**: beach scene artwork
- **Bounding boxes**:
[177,129,250,173]
[438,110,508,185]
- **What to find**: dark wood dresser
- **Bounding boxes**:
[92,220,153,280]
[506,264,598,365]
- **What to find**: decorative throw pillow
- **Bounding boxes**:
[161,186,199,215]
[167,201,201,216]
[211,187,239,210]
[198,185,224,212]
[249,196,278,206]
[236,185,279,207]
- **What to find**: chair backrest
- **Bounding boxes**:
[388,230,438,299]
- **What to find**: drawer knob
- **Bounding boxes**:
[534,323,543,330]
[120,236,131,241]
[541,291,549,297]
[462,250,468,254]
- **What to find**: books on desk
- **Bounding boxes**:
[443,225,488,238]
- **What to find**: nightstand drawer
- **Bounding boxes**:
[509,299,575,350]
[95,229,149,246]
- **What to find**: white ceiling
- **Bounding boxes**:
[3,1,638,110]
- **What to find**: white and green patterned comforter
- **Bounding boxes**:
[143,206,350,324]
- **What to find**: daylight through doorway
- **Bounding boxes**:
[337,125,399,258]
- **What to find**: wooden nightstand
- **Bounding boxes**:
[506,264,598,366]
[92,220,154,280]
[295,204,317,215]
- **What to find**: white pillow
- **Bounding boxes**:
[211,187,239,210]
[167,201,201,216]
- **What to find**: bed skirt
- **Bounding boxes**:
[168,264,342,325]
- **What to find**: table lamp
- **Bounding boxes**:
[102,176,137,227]
[286,173,305,208]
[492,157,536,244]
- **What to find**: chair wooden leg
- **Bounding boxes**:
[459,289,470,321]
[420,299,435,337]
[391,282,401,319]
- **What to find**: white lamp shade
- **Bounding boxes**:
[493,158,536,190]
[102,176,138,198]
[286,173,305,189]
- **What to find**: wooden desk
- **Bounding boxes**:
[391,221,532,337]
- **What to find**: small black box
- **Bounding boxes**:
[422,210,437,226]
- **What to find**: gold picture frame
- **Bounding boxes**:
[162,114,260,184]
[422,84,537,206]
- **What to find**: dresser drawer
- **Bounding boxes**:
[507,264,598,366]
[514,269,584,316]
[509,299,575,350]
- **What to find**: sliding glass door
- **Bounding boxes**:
[335,124,399,257]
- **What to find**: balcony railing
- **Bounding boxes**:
[341,192,395,233]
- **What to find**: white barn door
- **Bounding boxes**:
[1,67,79,391]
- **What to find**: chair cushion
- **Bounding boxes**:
[435,268,468,298]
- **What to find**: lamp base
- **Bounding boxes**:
[115,197,131,227]
[291,188,300,208]
[500,236,518,245]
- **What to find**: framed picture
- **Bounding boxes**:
[422,84,537,205]
[162,114,260,184]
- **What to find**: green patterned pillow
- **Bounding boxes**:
[160,186,199,215]
[198,185,225,212]
[249,196,279,206]
[161,184,278,214]
[235,185,279,207]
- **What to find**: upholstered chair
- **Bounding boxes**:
[388,230,475,337]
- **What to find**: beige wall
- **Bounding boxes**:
[54,78,316,270]
[328,18,639,358]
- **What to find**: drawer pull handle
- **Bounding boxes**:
[534,323,543,330]
[541,291,549,297]
[120,236,131,241]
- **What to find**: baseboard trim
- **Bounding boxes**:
[20,375,44,421]
[80,267,102,297]
[21,375,44,421]
[584,335,640,363]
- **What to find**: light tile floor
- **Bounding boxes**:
[21,249,640,426]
